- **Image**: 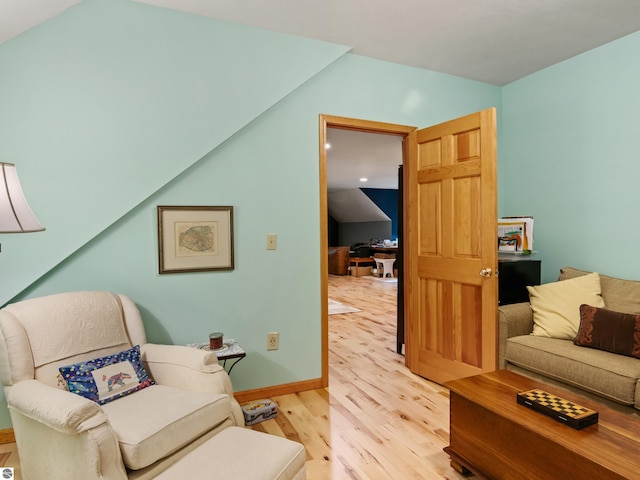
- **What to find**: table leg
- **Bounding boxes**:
[224,357,244,374]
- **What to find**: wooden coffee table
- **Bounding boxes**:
[444,370,640,480]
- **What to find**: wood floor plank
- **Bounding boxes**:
[250,274,469,479]
[0,443,19,479]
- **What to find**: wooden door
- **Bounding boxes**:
[405,108,498,385]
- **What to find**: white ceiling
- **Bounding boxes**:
[326,129,403,222]
[2,0,640,86]
[326,129,403,191]
[327,188,391,224]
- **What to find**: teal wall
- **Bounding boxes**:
[501,30,640,283]
[0,0,349,302]
[0,0,501,427]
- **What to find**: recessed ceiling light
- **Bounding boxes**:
[325,143,331,149]
[360,177,368,182]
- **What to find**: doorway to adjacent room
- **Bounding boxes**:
[319,115,415,387]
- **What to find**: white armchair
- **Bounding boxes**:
[0,291,244,480]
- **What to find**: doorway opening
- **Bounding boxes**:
[319,114,416,387]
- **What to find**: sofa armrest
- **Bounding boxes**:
[6,380,107,434]
[140,343,243,425]
[498,302,534,369]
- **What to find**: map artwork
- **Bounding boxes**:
[176,222,218,257]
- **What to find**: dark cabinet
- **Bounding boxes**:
[498,258,541,305]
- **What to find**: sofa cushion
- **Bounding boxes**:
[101,384,233,470]
[574,305,640,358]
[527,272,604,339]
[59,345,153,405]
[506,335,640,405]
[560,267,640,314]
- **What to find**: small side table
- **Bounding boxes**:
[349,256,375,276]
[187,339,246,374]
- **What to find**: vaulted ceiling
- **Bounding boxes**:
[3,0,640,85]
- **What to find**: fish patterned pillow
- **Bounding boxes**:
[59,345,154,405]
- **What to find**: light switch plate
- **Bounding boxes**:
[266,234,277,250]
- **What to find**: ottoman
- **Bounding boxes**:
[155,426,306,480]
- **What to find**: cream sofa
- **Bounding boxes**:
[0,291,306,480]
[499,267,640,413]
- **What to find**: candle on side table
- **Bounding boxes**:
[209,332,223,350]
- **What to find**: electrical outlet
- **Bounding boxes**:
[267,332,279,351]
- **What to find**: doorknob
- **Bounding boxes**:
[479,268,492,277]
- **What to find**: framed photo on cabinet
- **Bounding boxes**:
[157,206,234,274]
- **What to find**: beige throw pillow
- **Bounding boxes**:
[527,272,605,339]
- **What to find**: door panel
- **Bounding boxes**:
[406,108,497,385]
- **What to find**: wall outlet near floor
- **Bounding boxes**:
[267,332,279,351]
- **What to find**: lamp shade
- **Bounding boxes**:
[0,162,45,233]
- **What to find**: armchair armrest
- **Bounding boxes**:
[498,302,534,369]
[141,343,223,374]
[6,380,107,434]
[140,343,243,424]
[7,380,127,480]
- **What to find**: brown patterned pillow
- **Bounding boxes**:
[574,304,640,358]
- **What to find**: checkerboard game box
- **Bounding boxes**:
[517,389,598,430]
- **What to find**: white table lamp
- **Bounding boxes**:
[0,162,45,235]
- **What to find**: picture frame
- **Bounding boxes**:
[157,206,234,274]
[498,216,534,253]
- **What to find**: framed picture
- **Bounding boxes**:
[157,206,234,274]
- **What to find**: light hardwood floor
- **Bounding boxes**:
[250,274,467,479]
[0,440,19,479]
[0,274,467,480]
